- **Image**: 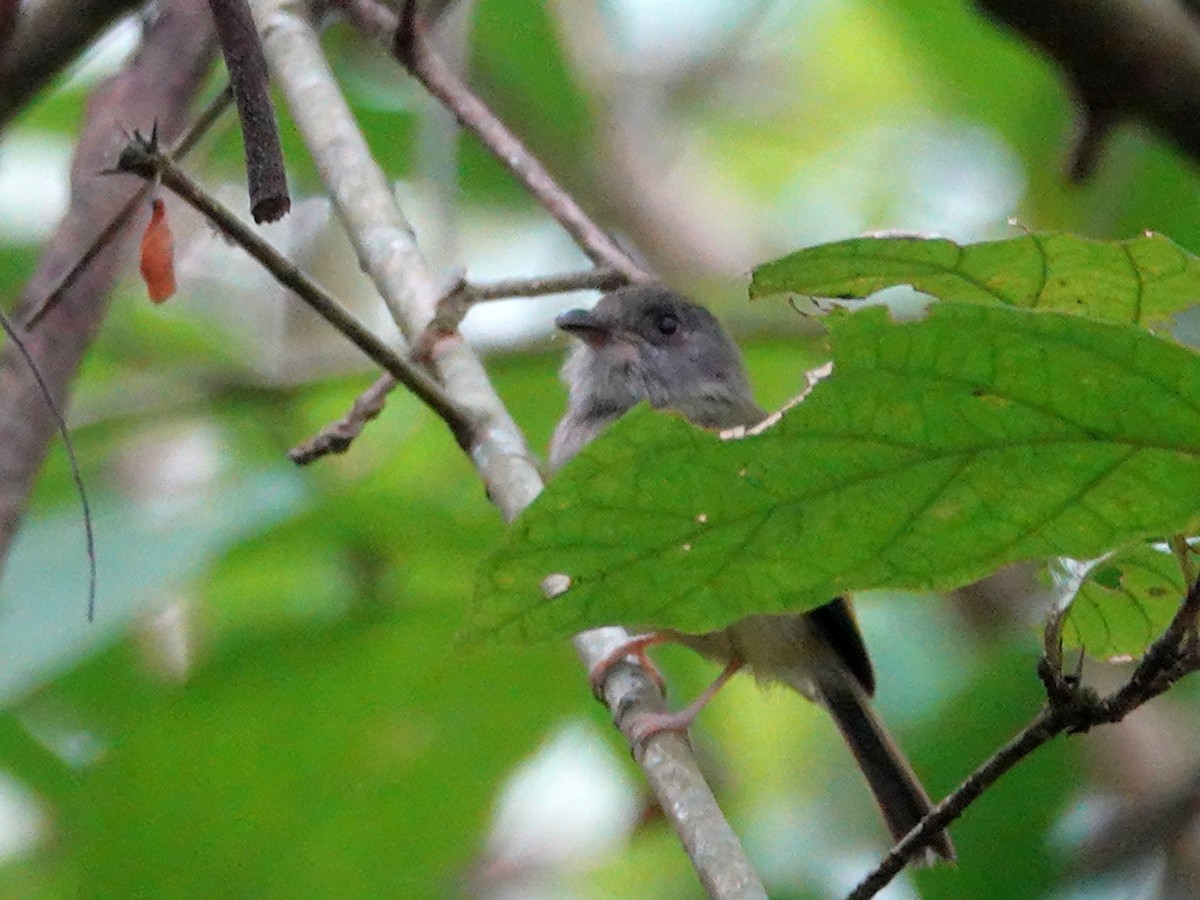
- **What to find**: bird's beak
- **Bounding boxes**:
[555,308,611,346]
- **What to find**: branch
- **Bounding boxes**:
[337,0,652,284]
[288,371,394,465]
[850,572,1200,898]
[250,1,764,894]
[976,0,1200,181]
[112,133,479,450]
[206,0,290,222]
[294,267,623,466]
[849,708,1064,900]
[0,0,214,592]
[25,84,236,330]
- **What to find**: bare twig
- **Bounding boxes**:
[206,0,290,222]
[0,310,94,619]
[113,132,479,449]
[288,372,395,464]
[344,0,651,284]
[419,266,624,350]
[849,707,1064,900]
[0,0,215,601]
[252,1,762,893]
[851,574,1200,898]
[472,267,625,301]
[25,84,236,330]
[296,267,622,466]
[976,0,1200,181]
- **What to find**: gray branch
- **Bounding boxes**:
[249,1,765,894]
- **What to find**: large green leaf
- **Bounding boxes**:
[473,302,1200,642]
[1057,544,1186,661]
[750,232,1200,332]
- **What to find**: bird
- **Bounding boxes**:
[548,284,954,862]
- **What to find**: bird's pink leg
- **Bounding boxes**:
[588,632,670,698]
[627,659,743,745]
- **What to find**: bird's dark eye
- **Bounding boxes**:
[656,313,679,336]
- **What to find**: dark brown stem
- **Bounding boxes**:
[851,572,1200,898]
[25,85,236,330]
[206,0,290,222]
[288,373,396,465]
[0,0,18,58]
[114,135,478,449]
[849,708,1066,900]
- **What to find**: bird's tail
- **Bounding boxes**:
[815,670,956,864]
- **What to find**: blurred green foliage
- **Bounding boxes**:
[3,0,1200,897]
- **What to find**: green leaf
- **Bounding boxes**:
[473,302,1200,642]
[750,232,1200,332]
[1057,544,1186,661]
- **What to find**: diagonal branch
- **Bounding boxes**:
[292,267,624,466]
[248,1,763,895]
[25,84,236,330]
[851,572,1200,899]
[336,0,652,284]
[113,135,478,450]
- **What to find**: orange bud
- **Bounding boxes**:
[140,198,176,303]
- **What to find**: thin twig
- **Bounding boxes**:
[206,0,290,222]
[0,310,95,620]
[113,132,479,449]
[296,267,621,466]
[417,266,624,356]
[288,372,395,464]
[361,0,652,283]
[25,85,236,330]
[851,571,1200,898]
[849,707,1065,900]
[472,267,624,301]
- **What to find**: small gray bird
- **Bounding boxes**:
[550,285,954,862]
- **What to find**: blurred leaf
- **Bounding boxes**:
[751,232,1200,333]
[9,611,578,899]
[1058,544,1186,661]
[0,469,307,703]
[474,303,1200,642]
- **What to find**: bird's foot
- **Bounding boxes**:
[588,633,668,699]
